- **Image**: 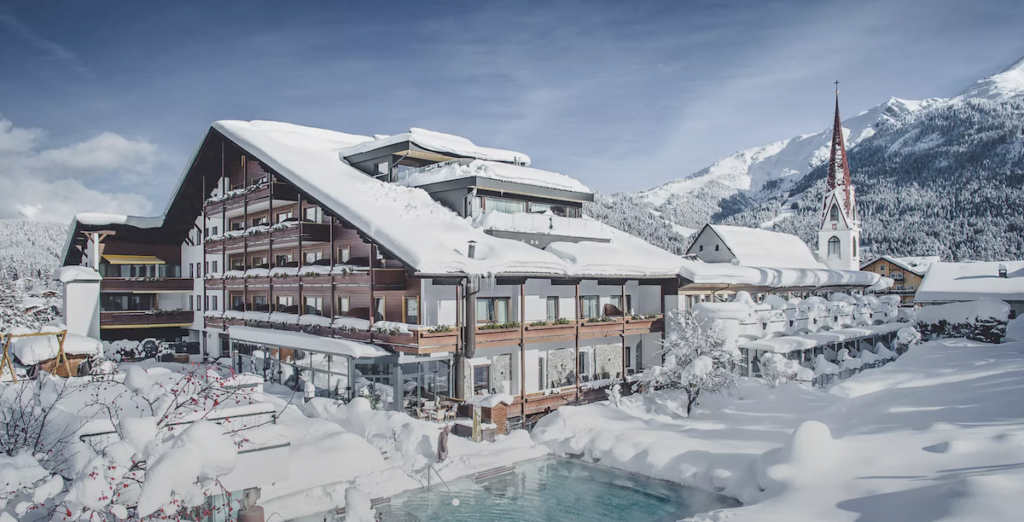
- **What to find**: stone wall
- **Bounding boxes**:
[594,343,623,380]
[491,354,512,394]
[546,348,575,388]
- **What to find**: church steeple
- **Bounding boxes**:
[817,82,861,271]
[824,82,855,223]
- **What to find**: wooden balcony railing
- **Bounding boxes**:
[204,182,299,214]
[101,278,193,293]
[101,310,194,328]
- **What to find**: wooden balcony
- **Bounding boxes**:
[101,310,194,329]
[101,278,193,293]
[204,182,299,214]
[475,325,523,347]
[523,322,577,343]
[203,269,409,291]
[578,317,625,339]
[624,315,665,334]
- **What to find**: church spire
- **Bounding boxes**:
[825,81,854,221]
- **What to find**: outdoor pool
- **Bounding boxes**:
[376,457,740,522]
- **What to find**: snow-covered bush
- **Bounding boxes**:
[0,365,257,521]
[635,310,740,415]
[759,353,812,387]
[893,327,922,354]
[915,299,1008,343]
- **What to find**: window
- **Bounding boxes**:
[578,352,588,377]
[275,254,293,266]
[204,261,209,275]
[304,250,323,264]
[530,202,552,214]
[636,340,644,370]
[204,295,209,311]
[304,206,324,223]
[625,346,632,368]
[188,295,194,311]
[304,296,323,315]
[476,297,510,324]
[853,237,857,257]
[538,357,547,390]
[204,227,209,237]
[714,244,720,251]
[830,204,840,223]
[211,226,219,236]
[276,211,294,223]
[231,258,244,270]
[375,162,389,179]
[253,255,269,268]
[252,216,269,227]
[404,297,419,325]
[546,296,559,322]
[581,295,599,319]
[879,264,887,271]
[827,236,841,259]
[231,295,244,310]
[699,245,704,252]
[337,247,351,263]
[189,263,194,278]
[211,260,218,273]
[231,221,244,231]
[337,295,350,315]
[211,296,218,311]
[195,295,201,311]
[374,296,385,321]
[482,196,527,214]
[252,295,267,309]
[276,295,293,311]
[101,293,156,312]
[473,365,490,395]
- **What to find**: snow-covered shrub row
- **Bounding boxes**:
[0,366,262,521]
[911,299,1009,343]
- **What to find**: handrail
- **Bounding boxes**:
[426,465,451,495]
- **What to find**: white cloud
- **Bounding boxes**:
[0,116,156,223]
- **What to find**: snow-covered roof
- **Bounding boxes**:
[702,224,825,269]
[73,212,165,229]
[678,259,881,289]
[215,120,681,278]
[916,261,1024,303]
[861,255,940,276]
[52,266,102,283]
[338,127,530,166]
[395,159,590,194]
[742,323,906,354]
[228,326,390,359]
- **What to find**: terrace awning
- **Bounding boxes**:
[102,254,165,265]
[228,325,390,359]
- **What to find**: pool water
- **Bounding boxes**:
[377,458,740,522]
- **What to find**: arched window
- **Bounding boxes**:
[853,237,857,257]
[830,204,840,223]
[828,236,841,259]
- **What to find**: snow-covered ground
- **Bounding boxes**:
[532,338,1024,522]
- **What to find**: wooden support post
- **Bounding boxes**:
[520,282,526,419]
[329,214,335,319]
[221,141,227,325]
[1,334,17,383]
[269,176,275,312]
[574,282,580,402]
[369,244,376,344]
[297,193,303,315]
[242,155,249,311]
[55,331,71,377]
[621,282,627,381]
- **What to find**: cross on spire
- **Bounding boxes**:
[834,80,840,94]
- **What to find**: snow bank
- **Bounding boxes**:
[396,158,590,193]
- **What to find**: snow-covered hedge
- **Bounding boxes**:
[912,299,1009,343]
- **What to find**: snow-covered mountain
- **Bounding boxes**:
[641,96,942,208]
[588,54,1024,261]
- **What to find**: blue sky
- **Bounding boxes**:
[1,0,1023,221]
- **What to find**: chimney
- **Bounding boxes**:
[999,263,1008,278]
[467,240,476,259]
